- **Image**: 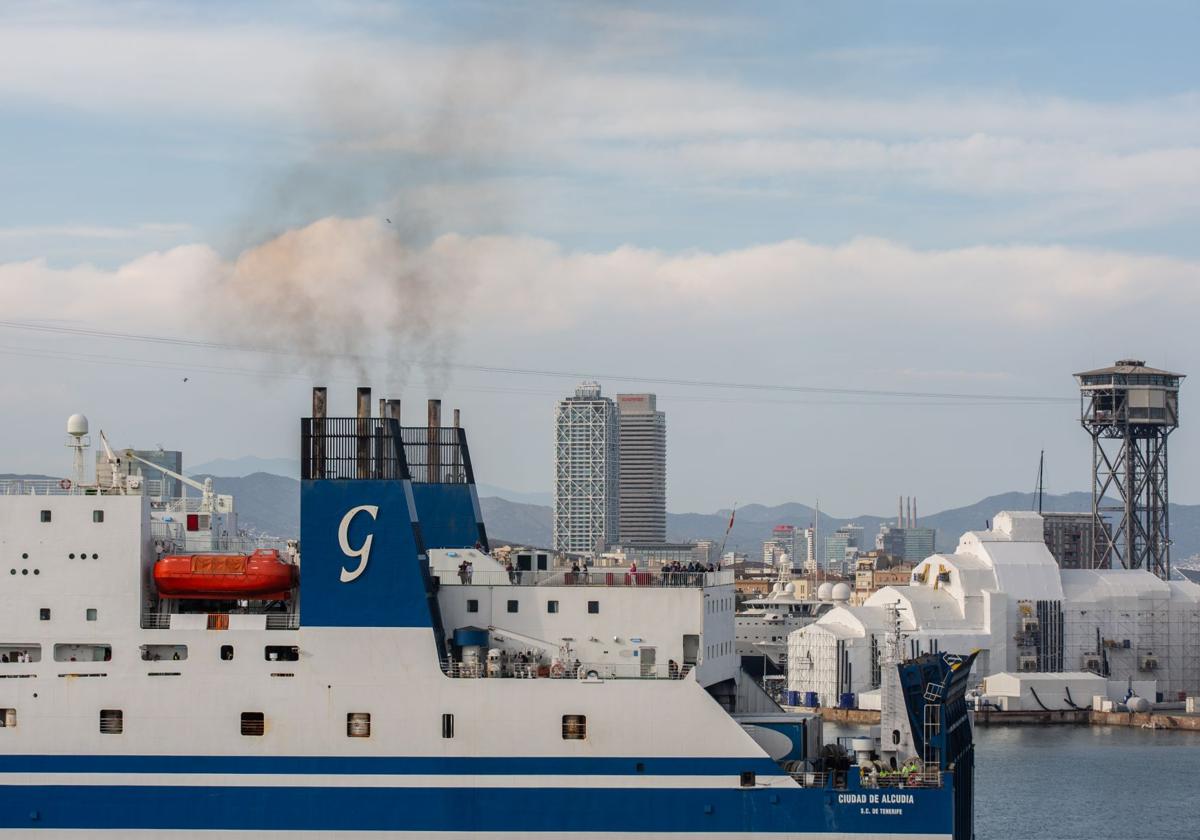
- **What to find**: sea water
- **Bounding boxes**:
[975,725,1200,840]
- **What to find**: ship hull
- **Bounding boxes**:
[0,766,954,837]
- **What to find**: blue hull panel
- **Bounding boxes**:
[0,783,953,834]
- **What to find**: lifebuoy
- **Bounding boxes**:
[549,662,565,678]
[59,478,72,490]
[906,771,921,786]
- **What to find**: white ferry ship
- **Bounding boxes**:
[0,388,974,837]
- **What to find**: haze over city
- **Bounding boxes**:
[2,1,1198,516]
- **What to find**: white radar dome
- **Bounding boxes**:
[783,582,796,596]
[67,414,89,437]
[1127,695,1151,713]
[817,582,834,601]
[831,582,852,602]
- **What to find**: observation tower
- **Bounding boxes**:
[1076,359,1183,579]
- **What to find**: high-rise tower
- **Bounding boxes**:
[1076,360,1184,579]
[616,393,666,544]
[553,382,620,556]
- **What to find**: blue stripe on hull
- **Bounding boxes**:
[1,784,954,835]
[0,755,784,777]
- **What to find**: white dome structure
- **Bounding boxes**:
[831,582,852,602]
[783,582,796,596]
[67,414,89,437]
[816,582,834,601]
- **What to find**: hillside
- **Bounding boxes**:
[197,473,301,539]
[6,469,1200,560]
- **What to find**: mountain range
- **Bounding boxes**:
[480,491,1200,560]
[9,469,1200,561]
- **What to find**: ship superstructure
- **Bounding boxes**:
[736,553,834,668]
[0,390,973,837]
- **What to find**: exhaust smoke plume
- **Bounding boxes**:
[210,42,538,398]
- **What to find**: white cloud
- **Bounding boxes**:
[1,10,1199,240]
[3,219,1198,342]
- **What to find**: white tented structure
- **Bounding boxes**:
[788,511,1200,706]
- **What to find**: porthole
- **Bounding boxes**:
[241,712,265,737]
[92,554,98,560]
[21,570,27,576]
[99,709,123,735]
[20,554,27,560]
[562,714,587,740]
[346,712,371,738]
[32,570,39,576]
[69,554,76,559]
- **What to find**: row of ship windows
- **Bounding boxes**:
[1,643,299,664]
[34,510,106,523]
[8,554,100,576]
[705,640,733,659]
[706,597,733,613]
[466,599,601,615]
[0,709,588,740]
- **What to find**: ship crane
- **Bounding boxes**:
[121,448,217,512]
[97,430,127,493]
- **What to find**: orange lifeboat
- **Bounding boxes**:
[154,549,297,600]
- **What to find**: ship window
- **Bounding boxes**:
[93,510,104,523]
[506,600,518,613]
[241,712,265,736]
[547,600,559,614]
[347,712,371,738]
[141,644,187,662]
[39,609,50,621]
[466,599,479,613]
[99,709,123,734]
[54,644,111,662]
[740,771,756,788]
[442,713,454,739]
[0,709,14,728]
[562,714,587,740]
[265,645,299,662]
[0,645,40,663]
[220,645,234,661]
[587,601,599,614]
[39,510,51,523]
[86,609,97,622]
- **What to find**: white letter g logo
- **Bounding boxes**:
[337,505,379,583]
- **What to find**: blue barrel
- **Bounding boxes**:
[785,690,800,706]
[804,691,819,707]
[839,692,856,709]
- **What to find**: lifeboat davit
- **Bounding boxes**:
[154,549,297,600]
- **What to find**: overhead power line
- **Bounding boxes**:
[0,320,1074,405]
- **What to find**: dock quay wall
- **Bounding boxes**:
[788,705,1200,731]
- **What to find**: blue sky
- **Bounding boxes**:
[1,1,1198,517]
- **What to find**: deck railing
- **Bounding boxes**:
[859,765,943,788]
[440,659,694,680]
[140,612,299,630]
[435,569,733,588]
[301,418,475,484]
